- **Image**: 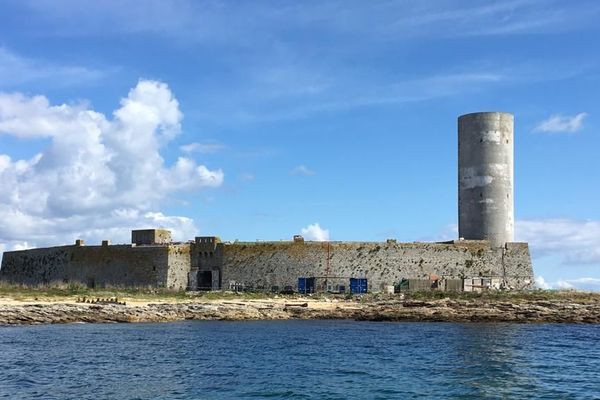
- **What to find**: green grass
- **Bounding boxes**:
[0,282,295,302]
[0,282,192,301]
[0,282,597,303]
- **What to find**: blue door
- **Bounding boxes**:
[350,278,368,294]
[298,277,306,294]
[298,277,315,294]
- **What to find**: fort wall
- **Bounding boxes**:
[0,244,177,289]
[0,239,534,292]
[0,237,533,292]
[220,240,533,291]
[166,244,192,290]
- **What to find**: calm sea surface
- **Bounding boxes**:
[0,320,599,399]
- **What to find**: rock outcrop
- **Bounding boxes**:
[1,297,599,325]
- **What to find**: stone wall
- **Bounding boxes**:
[0,244,175,289]
[0,238,534,292]
[502,242,535,289]
[221,240,533,291]
[166,244,192,290]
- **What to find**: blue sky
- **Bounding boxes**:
[0,0,599,290]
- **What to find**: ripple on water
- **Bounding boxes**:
[0,321,599,399]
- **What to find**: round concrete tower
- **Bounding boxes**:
[458,112,514,247]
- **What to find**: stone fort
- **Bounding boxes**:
[0,113,534,292]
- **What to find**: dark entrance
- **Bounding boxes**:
[198,271,212,291]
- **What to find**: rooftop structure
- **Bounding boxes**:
[131,229,172,246]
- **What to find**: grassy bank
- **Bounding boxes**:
[0,283,269,302]
[0,282,597,303]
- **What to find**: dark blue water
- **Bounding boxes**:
[1,321,599,399]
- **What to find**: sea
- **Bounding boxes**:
[0,320,599,399]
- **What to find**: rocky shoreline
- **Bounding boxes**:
[1,297,600,325]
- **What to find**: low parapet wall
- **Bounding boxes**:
[221,240,533,292]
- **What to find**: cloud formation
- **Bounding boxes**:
[15,1,592,123]
[534,113,588,133]
[0,80,223,249]
[517,219,600,265]
[22,1,600,39]
[535,275,600,291]
[534,275,551,289]
[432,218,600,267]
[0,47,105,87]
[180,142,226,154]
[290,165,315,176]
[301,223,330,241]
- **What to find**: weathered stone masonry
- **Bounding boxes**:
[0,232,534,292]
[220,240,533,291]
[0,242,182,289]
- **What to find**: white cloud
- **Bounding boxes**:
[8,1,598,124]
[520,219,600,292]
[535,275,600,291]
[567,277,600,291]
[535,275,551,290]
[25,1,600,40]
[556,280,575,290]
[291,165,315,176]
[0,241,31,254]
[534,113,588,133]
[517,219,600,265]
[0,47,105,87]
[180,142,226,154]
[571,277,600,285]
[300,223,330,241]
[0,80,223,249]
[430,219,600,268]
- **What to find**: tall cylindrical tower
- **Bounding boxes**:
[458,112,514,247]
